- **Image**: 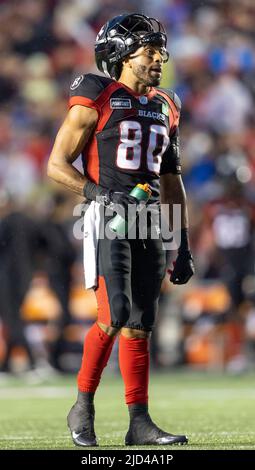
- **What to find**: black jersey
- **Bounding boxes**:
[69,73,181,204]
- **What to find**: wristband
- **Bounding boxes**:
[83,181,103,201]
[178,228,190,252]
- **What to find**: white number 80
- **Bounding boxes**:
[116,120,169,174]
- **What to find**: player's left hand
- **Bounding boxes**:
[168,250,195,285]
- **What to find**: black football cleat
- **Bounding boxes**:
[67,391,98,447]
[125,404,188,446]
[70,429,97,447]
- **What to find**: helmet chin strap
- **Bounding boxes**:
[111,64,122,80]
[102,61,111,77]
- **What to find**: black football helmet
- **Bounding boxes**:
[95,13,169,80]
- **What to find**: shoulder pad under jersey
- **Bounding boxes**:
[69,73,113,101]
[158,88,181,111]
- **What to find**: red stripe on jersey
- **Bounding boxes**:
[156,90,180,133]
[83,134,99,183]
[69,96,100,114]
[96,81,121,108]
[119,82,157,101]
[96,81,121,131]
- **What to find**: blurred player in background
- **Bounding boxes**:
[48,13,194,446]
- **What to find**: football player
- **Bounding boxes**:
[47,13,194,446]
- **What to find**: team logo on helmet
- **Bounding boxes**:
[96,25,107,42]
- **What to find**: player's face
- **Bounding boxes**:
[128,45,164,86]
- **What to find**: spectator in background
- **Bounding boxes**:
[0,189,76,374]
[0,195,39,372]
[40,192,76,370]
[201,180,255,308]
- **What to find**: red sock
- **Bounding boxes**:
[119,334,149,405]
[77,322,115,392]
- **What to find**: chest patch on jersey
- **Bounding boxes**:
[110,98,132,109]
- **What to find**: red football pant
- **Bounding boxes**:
[119,334,149,405]
[77,322,115,393]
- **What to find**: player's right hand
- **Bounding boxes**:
[83,181,138,215]
[105,190,138,215]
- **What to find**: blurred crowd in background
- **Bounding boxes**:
[1,0,255,379]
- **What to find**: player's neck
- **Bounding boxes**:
[118,72,151,96]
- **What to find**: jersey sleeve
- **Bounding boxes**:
[69,74,105,113]
[159,126,181,175]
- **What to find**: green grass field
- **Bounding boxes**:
[0,370,255,450]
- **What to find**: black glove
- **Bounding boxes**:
[83,181,138,216]
[168,228,195,284]
[168,250,194,284]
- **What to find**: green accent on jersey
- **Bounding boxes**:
[162,103,169,116]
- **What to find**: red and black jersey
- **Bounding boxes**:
[69,73,181,204]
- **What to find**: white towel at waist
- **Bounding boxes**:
[83,201,101,290]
